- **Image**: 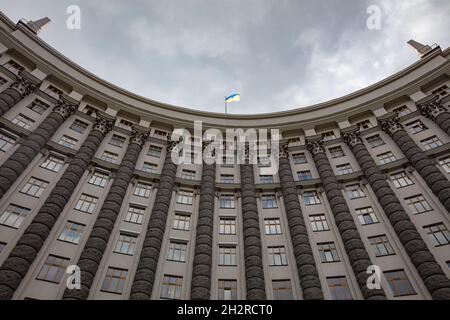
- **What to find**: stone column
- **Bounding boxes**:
[417,95,450,137]
[0,112,115,300]
[379,113,450,213]
[239,146,266,300]
[129,141,178,300]
[277,143,324,300]
[190,144,216,300]
[0,97,77,200]
[63,125,150,300]
[306,136,387,300]
[0,72,40,116]
[342,126,450,300]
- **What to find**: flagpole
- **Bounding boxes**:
[224,96,227,114]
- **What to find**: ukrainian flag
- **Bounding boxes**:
[225,93,240,103]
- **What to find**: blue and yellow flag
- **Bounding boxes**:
[225,93,240,103]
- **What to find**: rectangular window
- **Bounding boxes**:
[327,276,352,300]
[28,99,49,115]
[218,279,237,300]
[88,170,109,188]
[322,131,336,141]
[368,235,395,257]
[40,154,64,172]
[167,241,187,262]
[74,194,98,213]
[345,184,365,199]
[118,119,133,130]
[262,194,278,209]
[424,223,450,246]
[114,233,138,256]
[148,145,162,157]
[259,175,274,184]
[0,132,15,152]
[384,270,416,297]
[303,191,321,205]
[45,85,63,99]
[288,137,301,144]
[336,163,353,175]
[177,190,193,205]
[318,242,340,263]
[310,214,329,232]
[219,246,237,266]
[37,255,70,283]
[264,218,282,235]
[357,120,373,130]
[58,221,85,244]
[101,151,119,163]
[133,182,152,198]
[392,105,411,117]
[390,171,414,188]
[406,120,428,134]
[329,146,345,158]
[272,280,293,300]
[3,59,24,74]
[70,119,89,133]
[20,176,48,198]
[12,113,34,130]
[356,207,378,225]
[143,162,157,173]
[405,195,432,215]
[101,267,128,294]
[439,157,450,173]
[181,169,196,180]
[109,134,126,148]
[58,135,78,148]
[421,135,443,150]
[292,153,307,164]
[124,205,145,224]
[154,130,169,138]
[173,213,191,231]
[220,194,236,209]
[220,174,234,184]
[160,275,183,299]
[219,217,236,235]
[431,85,449,98]
[0,204,30,228]
[377,152,396,164]
[268,246,288,266]
[366,135,385,148]
[297,170,313,181]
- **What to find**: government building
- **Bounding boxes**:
[0,12,449,300]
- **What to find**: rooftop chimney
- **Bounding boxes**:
[407,39,439,58]
[18,17,51,35]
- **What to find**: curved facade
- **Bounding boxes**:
[0,13,449,300]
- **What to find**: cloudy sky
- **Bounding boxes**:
[2,0,449,114]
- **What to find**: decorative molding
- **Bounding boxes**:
[278,143,289,159]
[378,113,404,137]
[130,125,150,147]
[53,98,77,120]
[9,71,39,97]
[341,126,363,148]
[93,111,115,135]
[417,94,447,121]
[305,136,325,155]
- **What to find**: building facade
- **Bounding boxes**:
[0,13,449,300]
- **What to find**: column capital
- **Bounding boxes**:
[53,97,77,120]
[278,143,289,159]
[130,125,150,147]
[167,140,178,153]
[9,71,40,97]
[341,125,363,148]
[378,112,404,137]
[416,94,447,121]
[93,111,115,135]
[305,135,325,156]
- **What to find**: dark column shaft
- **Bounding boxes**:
[379,113,450,213]
[278,145,324,299]
[342,127,450,300]
[417,95,450,137]
[0,73,39,117]
[130,142,178,299]
[306,136,387,300]
[240,162,266,300]
[0,112,115,300]
[63,126,149,300]
[0,99,77,200]
[190,161,215,300]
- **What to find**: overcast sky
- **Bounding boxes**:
[2,0,449,114]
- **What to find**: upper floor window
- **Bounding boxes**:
[390,171,414,188]
[267,246,288,266]
[318,242,340,263]
[421,135,443,150]
[288,137,301,144]
[405,194,432,215]
[167,241,187,262]
[114,233,138,256]
[40,154,64,172]
[219,217,236,235]
[28,99,49,115]
[366,134,385,148]
[70,119,89,134]
[20,176,48,198]
[384,270,416,297]
[220,194,236,209]
[329,146,345,158]
[148,145,163,157]
[173,213,191,231]
[58,221,85,244]
[177,190,193,205]
[3,59,24,74]
[262,194,278,209]
[181,169,196,180]
[125,205,145,224]
[161,275,183,300]
[303,191,321,205]
[37,255,70,284]
[220,174,234,184]
[101,267,128,295]
[431,84,449,98]
[109,134,126,148]
[117,119,133,130]
[272,280,293,300]
[297,170,313,181]
[356,207,378,225]
[345,184,365,199]
[377,151,396,164]
[357,120,373,131]
[322,131,336,141]
[439,156,450,173]
[392,105,411,117]
[264,218,282,235]
[133,182,152,198]
[58,135,78,148]
[101,151,118,164]
[88,170,109,188]
[218,246,237,266]
[74,194,98,213]
[45,85,63,99]
[82,105,97,117]
[12,113,34,130]
[406,120,428,134]
[143,162,157,173]
[368,235,395,257]
[0,204,30,229]
[154,129,169,139]
[292,153,307,164]
[0,132,15,152]
[218,279,237,300]
[336,163,353,175]
[310,214,329,232]
[259,175,274,184]
[327,277,352,300]
[424,223,450,247]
